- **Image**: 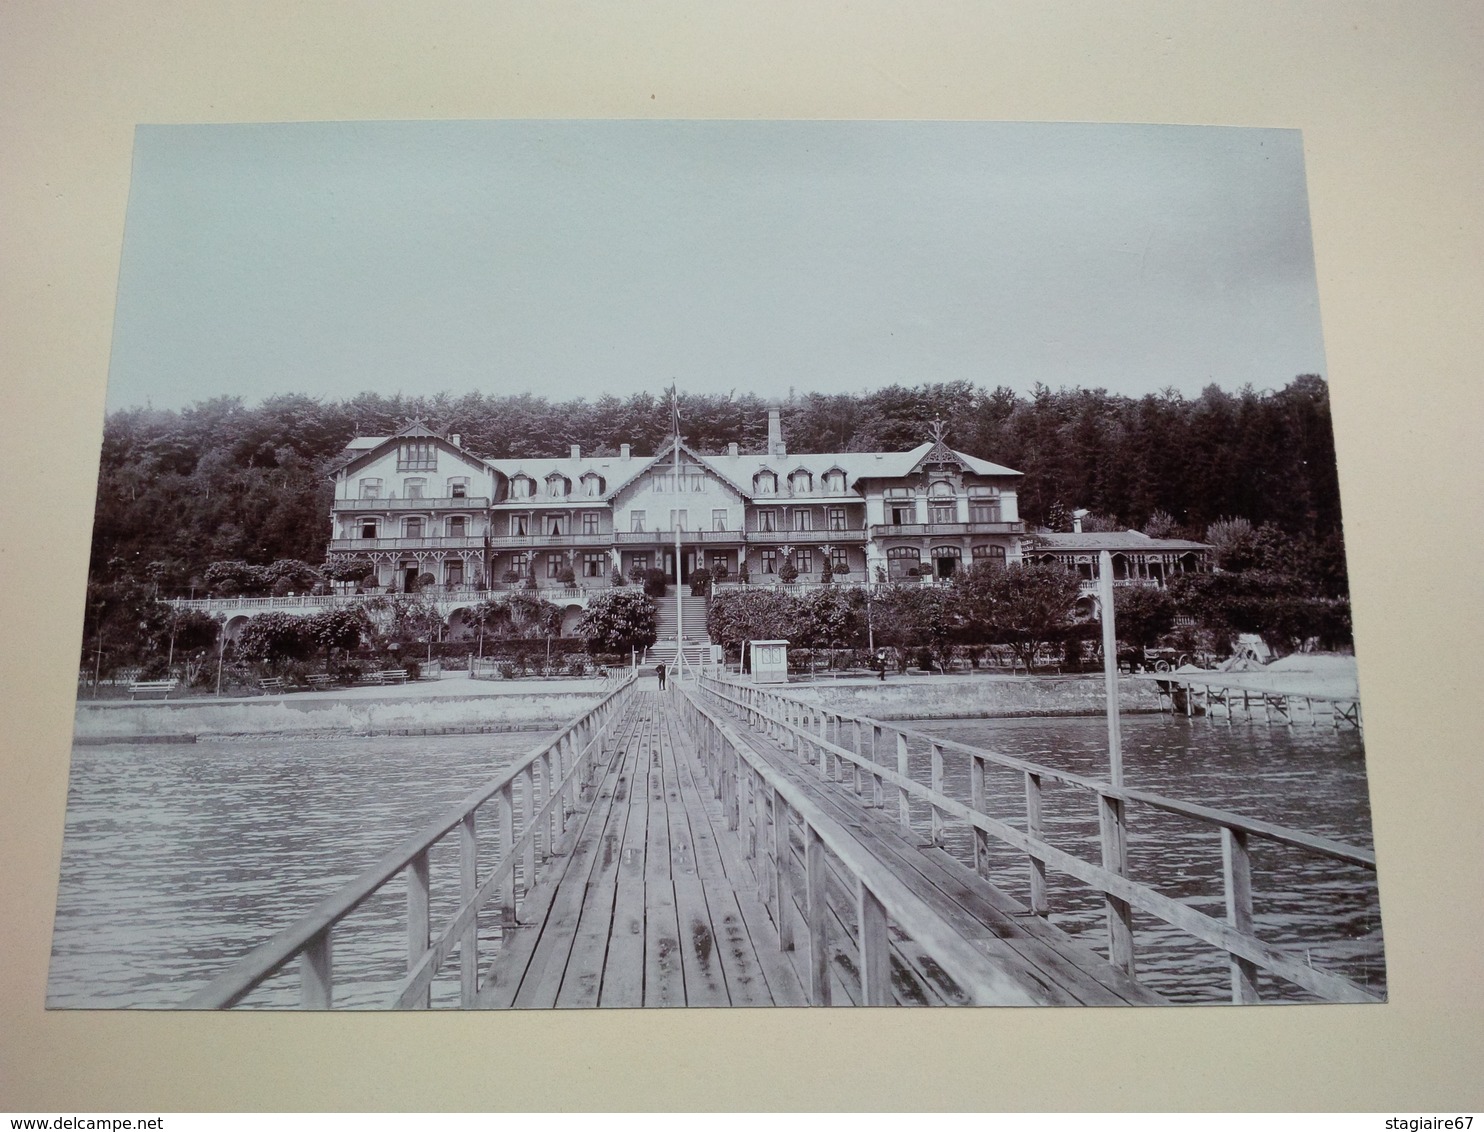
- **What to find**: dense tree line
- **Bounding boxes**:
[88,376,1348,597]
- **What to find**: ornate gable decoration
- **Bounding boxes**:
[908,420,971,475]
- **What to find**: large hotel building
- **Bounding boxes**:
[326,410,1032,594]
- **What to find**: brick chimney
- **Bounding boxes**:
[767,408,786,458]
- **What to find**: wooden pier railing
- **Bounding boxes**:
[672,684,1048,1006]
[185,673,639,1009]
[1139,673,1363,731]
[695,674,1382,1005]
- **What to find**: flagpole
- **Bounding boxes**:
[672,385,683,678]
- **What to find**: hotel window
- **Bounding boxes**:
[445,559,465,587]
[510,514,529,536]
[824,470,846,493]
[547,475,569,498]
[447,516,467,538]
[971,544,1007,568]
[792,509,812,532]
[790,470,813,494]
[397,442,437,472]
[510,476,532,499]
[631,554,651,574]
[511,553,529,575]
[795,549,813,574]
[758,509,778,533]
[669,509,688,531]
[930,500,956,524]
[404,478,427,500]
[762,550,777,574]
[582,511,600,536]
[712,509,728,531]
[447,478,469,499]
[830,546,849,571]
[358,477,382,499]
[630,511,646,533]
[886,546,921,577]
[888,502,914,525]
[753,471,777,495]
[582,552,606,578]
[969,490,1001,523]
[402,517,424,539]
[828,506,847,531]
[360,519,378,539]
[547,553,565,578]
[547,514,566,537]
[711,553,729,573]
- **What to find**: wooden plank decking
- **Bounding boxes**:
[477,687,1164,1008]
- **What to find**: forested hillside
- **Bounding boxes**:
[88,376,1345,594]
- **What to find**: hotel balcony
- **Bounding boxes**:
[487,532,610,549]
[331,496,491,512]
[613,529,740,545]
[746,527,865,544]
[327,536,488,552]
[871,520,1024,538]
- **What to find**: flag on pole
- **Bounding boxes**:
[669,384,682,441]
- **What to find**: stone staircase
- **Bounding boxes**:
[649,588,715,673]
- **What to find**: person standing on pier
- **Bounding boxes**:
[655,662,667,689]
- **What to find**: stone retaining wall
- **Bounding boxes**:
[779,675,1161,720]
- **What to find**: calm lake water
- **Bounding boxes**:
[909,715,1385,1003]
[47,711,1383,1008]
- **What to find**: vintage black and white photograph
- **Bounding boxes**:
[51,119,1383,1010]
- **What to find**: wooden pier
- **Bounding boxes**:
[1140,672,1363,730]
[188,671,1380,1010]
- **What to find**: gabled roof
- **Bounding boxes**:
[602,438,752,502]
[695,443,1020,495]
[332,426,488,479]
[1029,530,1211,552]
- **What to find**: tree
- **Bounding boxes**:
[951,562,1081,671]
[303,606,371,671]
[236,612,313,667]
[706,589,797,655]
[1111,586,1176,651]
[871,584,954,672]
[574,590,658,652]
[795,587,866,654]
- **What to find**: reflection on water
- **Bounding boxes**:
[908,714,1385,1003]
[47,732,547,1008]
[47,712,1384,1008]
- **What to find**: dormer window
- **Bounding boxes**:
[753,470,778,495]
[581,472,606,497]
[546,473,570,498]
[510,475,533,500]
[790,470,813,494]
[397,442,437,472]
[823,469,846,493]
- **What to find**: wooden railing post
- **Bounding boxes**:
[895,731,912,832]
[497,782,516,925]
[406,849,431,1009]
[871,724,885,809]
[1098,792,1136,975]
[1222,826,1261,1003]
[301,928,333,1009]
[857,879,891,1006]
[852,719,864,797]
[805,823,831,1005]
[773,787,793,951]
[1024,771,1048,915]
[970,754,989,878]
[930,741,946,846]
[459,812,478,1006]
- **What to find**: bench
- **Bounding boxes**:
[306,674,335,690]
[259,677,288,694]
[365,668,409,686]
[129,678,178,700]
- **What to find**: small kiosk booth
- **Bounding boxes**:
[747,640,789,684]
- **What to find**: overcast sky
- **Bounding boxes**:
[105,120,1326,413]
